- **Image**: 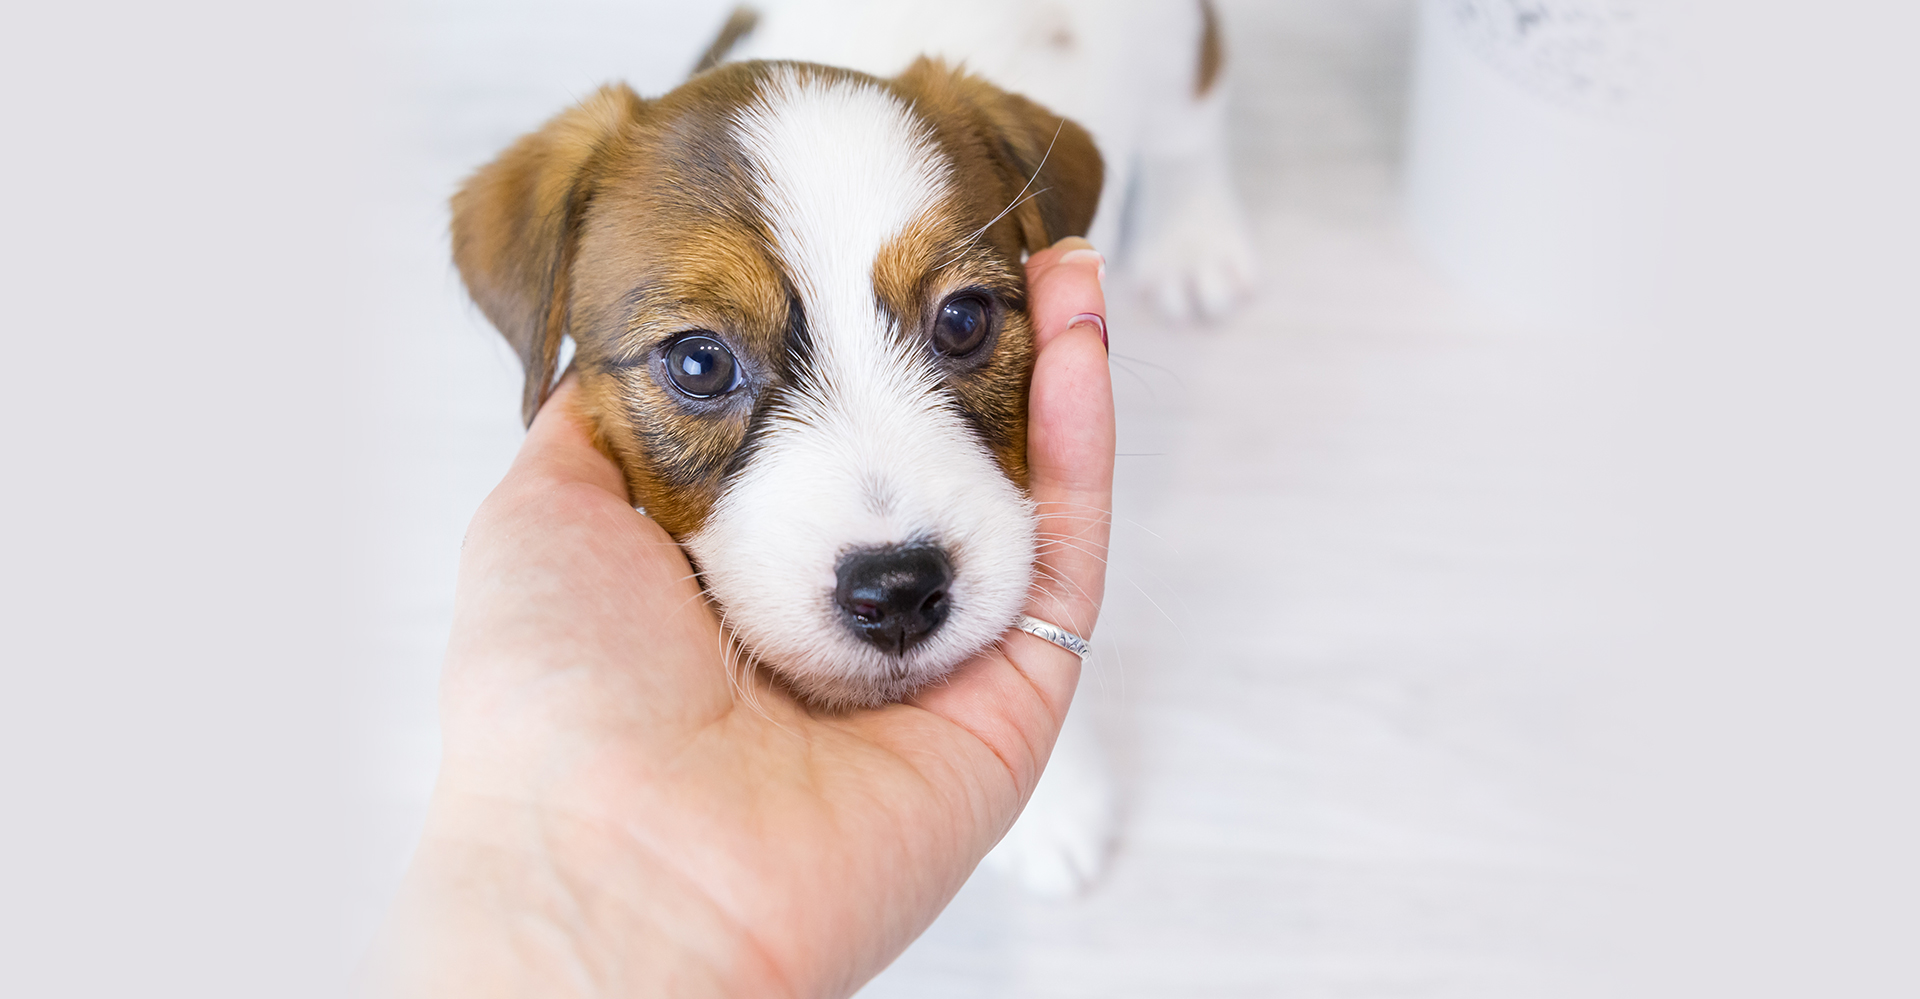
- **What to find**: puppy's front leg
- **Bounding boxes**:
[1123,3,1259,321]
[981,693,1116,897]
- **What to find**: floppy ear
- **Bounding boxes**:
[451,83,645,426]
[893,58,1104,254]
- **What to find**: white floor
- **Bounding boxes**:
[353,2,1609,993]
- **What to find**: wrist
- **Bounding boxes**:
[367,786,795,999]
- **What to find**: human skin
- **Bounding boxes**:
[366,238,1115,998]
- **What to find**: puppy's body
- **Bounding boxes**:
[453,0,1249,894]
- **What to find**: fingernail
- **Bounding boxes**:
[1058,248,1107,287]
[1069,313,1108,352]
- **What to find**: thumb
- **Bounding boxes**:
[502,376,631,503]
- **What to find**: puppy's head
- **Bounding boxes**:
[452,60,1102,707]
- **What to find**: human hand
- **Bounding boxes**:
[368,238,1114,998]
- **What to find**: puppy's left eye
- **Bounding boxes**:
[664,334,740,398]
[932,295,990,356]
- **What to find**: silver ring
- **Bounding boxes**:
[1013,615,1091,660]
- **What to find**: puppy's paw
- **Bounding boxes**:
[1128,200,1259,322]
[982,768,1115,897]
[981,734,1116,898]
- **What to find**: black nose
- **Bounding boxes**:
[834,545,953,656]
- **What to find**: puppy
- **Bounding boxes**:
[452,0,1249,893]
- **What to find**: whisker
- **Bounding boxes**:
[713,610,752,707]
[1032,499,1115,515]
[666,580,717,621]
[1034,529,1109,541]
[1030,564,1098,628]
[1031,505,1115,519]
[1109,351,1187,387]
[1106,354,1164,399]
[1034,528,1109,548]
[937,117,1066,268]
[1119,514,1170,544]
[1033,516,1115,536]
[1031,504,1115,527]
[715,619,803,738]
[1033,524,1113,539]
[1036,543,1179,633]
[1039,504,1175,547]
[716,609,746,705]
[938,186,1054,270]
[1034,538,1111,567]
[1034,542,1106,558]
[1113,564,1179,629]
[1032,526,1113,541]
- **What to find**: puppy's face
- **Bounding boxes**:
[452,60,1102,707]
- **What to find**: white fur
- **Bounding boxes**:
[687,67,1036,704]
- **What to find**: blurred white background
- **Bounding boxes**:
[3,1,1915,996]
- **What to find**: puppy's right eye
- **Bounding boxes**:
[664,334,739,398]
[933,294,990,356]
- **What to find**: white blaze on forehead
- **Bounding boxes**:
[692,67,1035,705]
[731,66,950,332]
